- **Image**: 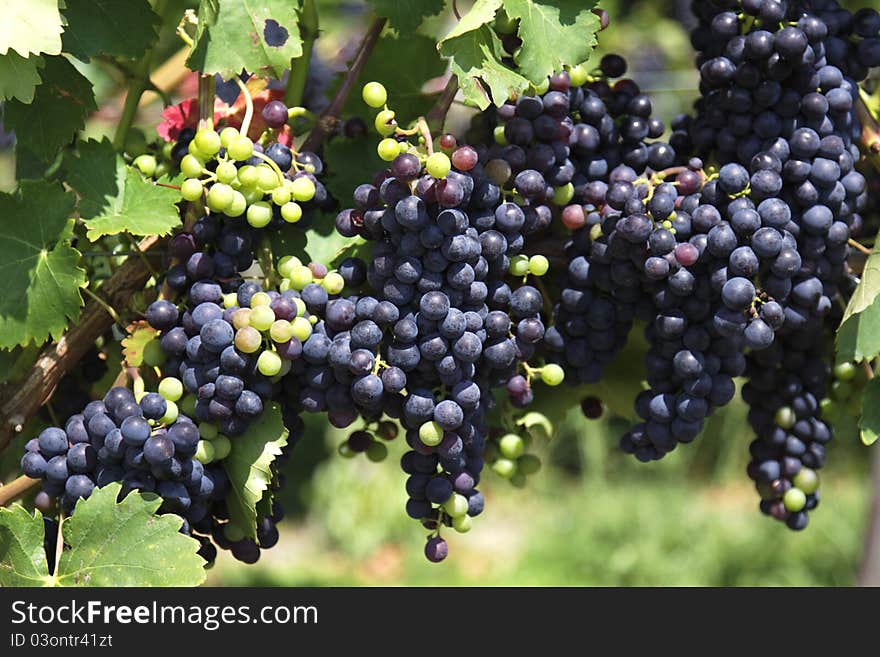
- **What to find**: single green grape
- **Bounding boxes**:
[374,109,396,136]
[498,433,524,459]
[452,514,472,533]
[271,185,292,206]
[249,281,275,306]
[232,308,252,330]
[553,183,575,205]
[234,326,262,353]
[568,63,589,86]
[226,190,247,217]
[241,185,264,206]
[196,440,216,464]
[180,178,204,201]
[492,458,517,479]
[290,176,316,202]
[510,471,527,488]
[294,298,307,317]
[834,362,856,381]
[133,154,158,177]
[377,138,399,161]
[269,319,295,343]
[158,377,183,402]
[493,125,508,145]
[237,165,258,187]
[528,255,550,277]
[366,441,388,462]
[426,152,452,179]
[247,201,273,228]
[291,316,313,342]
[179,394,197,418]
[212,435,232,461]
[323,272,344,295]
[228,135,255,161]
[257,350,283,376]
[783,488,807,512]
[277,255,302,279]
[540,363,565,386]
[793,468,819,495]
[509,254,530,277]
[443,493,469,518]
[255,165,279,191]
[362,81,388,108]
[281,201,303,223]
[290,265,313,290]
[419,421,444,447]
[194,129,221,156]
[159,400,178,425]
[249,305,276,332]
[219,126,239,147]
[774,406,796,429]
[216,161,238,184]
[199,422,218,440]
[532,78,550,95]
[206,183,234,211]
[338,442,356,458]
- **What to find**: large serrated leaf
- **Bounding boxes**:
[0,52,44,103]
[4,56,96,161]
[61,0,160,61]
[64,138,126,218]
[56,483,206,586]
[439,0,530,109]
[368,0,446,34]
[83,168,182,240]
[0,505,52,586]
[187,0,303,79]
[504,0,600,82]
[0,180,86,349]
[0,0,64,58]
[0,484,206,587]
[859,378,880,446]
[223,402,289,538]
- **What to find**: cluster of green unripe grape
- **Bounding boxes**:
[177,126,317,228]
[819,361,869,426]
[361,81,459,180]
[484,412,551,487]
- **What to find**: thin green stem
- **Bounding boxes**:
[112,0,172,150]
[82,287,123,326]
[235,77,254,136]
[285,0,319,107]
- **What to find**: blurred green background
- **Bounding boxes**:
[1,0,877,586]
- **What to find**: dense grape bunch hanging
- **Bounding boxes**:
[1,0,880,582]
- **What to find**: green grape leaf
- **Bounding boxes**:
[368,0,446,34]
[0,0,64,58]
[503,0,600,82]
[3,56,96,161]
[187,0,303,79]
[56,483,206,586]
[64,138,126,219]
[0,52,44,103]
[61,0,161,61]
[438,0,529,108]
[122,321,159,368]
[223,402,289,539]
[859,378,880,446]
[321,135,384,208]
[0,180,85,349]
[83,169,182,240]
[0,505,52,586]
[0,485,206,587]
[341,34,447,122]
[836,249,880,363]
